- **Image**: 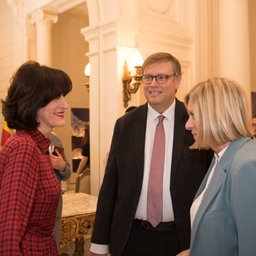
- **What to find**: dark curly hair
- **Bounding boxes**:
[1,61,72,130]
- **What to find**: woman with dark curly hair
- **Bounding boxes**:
[0,61,72,255]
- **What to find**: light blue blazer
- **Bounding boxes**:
[190,137,256,256]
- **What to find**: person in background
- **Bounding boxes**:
[178,77,256,256]
[89,52,213,256]
[49,132,71,250]
[76,124,90,177]
[0,61,72,255]
[251,116,256,139]
[75,124,90,194]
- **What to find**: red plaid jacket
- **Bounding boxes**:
[0,129,60,255]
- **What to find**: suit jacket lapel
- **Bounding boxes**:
[133,103,148,183]
[171,99,190,184]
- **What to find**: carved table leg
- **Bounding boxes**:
[73,236,85,256]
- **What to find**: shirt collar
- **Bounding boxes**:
[18,129,51,154]
[148,99,176,123]
[214,144,228,161]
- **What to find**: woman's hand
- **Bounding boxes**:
[50,149,66,171]
[177,249,190,256]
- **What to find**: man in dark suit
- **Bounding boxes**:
[89,52,213,256]
[251,116,256,139]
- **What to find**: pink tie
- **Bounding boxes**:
[147,115,165,227]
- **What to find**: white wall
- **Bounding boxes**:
[249,0,256,92]
[0,1,15,140]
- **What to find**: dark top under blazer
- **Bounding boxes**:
[91,99,213,256]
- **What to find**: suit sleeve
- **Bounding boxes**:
[91,120,120,244]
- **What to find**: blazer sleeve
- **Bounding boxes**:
[50,134,71,181]
[229,157,256,254]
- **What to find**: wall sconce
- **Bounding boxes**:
[84,63,90,90]
[122,50,143,108]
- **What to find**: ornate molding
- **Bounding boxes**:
[146,0,173,14]
[48,0,86,14]
[30,9,58,25]
[6,0,23,22]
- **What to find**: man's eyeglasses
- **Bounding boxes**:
[142,74,176,84]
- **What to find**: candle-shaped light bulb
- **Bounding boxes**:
[84,63,91,76]
[132,50,143,67]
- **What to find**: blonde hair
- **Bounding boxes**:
[185,77,252,149]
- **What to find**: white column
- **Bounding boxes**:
[30,9,58,66]
[81,19,141,195]
[218,0,250,96]
[6,0,26,66]
[81,25,100,196]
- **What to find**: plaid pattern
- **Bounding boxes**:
[0,129,60,255]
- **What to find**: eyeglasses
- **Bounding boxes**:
[142,74,176,84]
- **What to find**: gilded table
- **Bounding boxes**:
[59,192,98,256]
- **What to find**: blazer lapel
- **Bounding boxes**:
[193,158,215,199]
[191,161,225,238]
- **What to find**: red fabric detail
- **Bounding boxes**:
[1,128,12,147]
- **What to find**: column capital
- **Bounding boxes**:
[30,9,58,25]
[6,0,23,22]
